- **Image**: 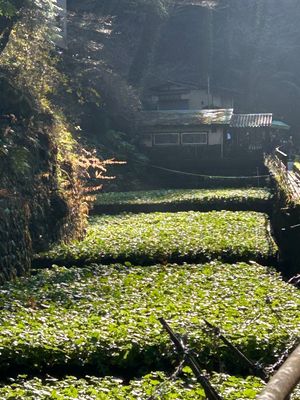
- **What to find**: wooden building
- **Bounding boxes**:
[138,110,288,155]
[138,108,232,159]
[138,81,290,170]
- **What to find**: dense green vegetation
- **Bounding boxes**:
[294,161,300,176]
[96,188,271,206]
[0,0,16,16]
[94,187,271,213]
[0,262,297,376]
[0,373,279,400]
[41,211,277,265]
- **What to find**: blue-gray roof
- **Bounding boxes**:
[271,120,290,130]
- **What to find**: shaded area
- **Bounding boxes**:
[92,187,272,215]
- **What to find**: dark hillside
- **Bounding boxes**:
[63,1,300,147]
[145,1,300,134]
[212,0,300,126]
[149,5,213,85]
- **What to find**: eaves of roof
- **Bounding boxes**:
[230,113,273,128]
[138,109,234,128]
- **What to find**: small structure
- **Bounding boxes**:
[138,81,290,168]
[138,110,289,156]
[138,109,233,159]
[226,113,274,155]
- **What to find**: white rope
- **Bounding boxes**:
[143,162,270,180]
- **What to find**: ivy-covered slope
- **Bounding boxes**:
[0,1,113,280]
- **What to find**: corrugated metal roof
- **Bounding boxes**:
[138,109,234,128]
[230,113,273,128]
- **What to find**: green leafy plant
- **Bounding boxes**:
[96,188,271,206]
[0,372,274,400]
[1,372,300,399]
[94,187,272,213]
[0,262,297,375]
[41,211,277,265]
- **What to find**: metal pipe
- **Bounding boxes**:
[256,344,300,400]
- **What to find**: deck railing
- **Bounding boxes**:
[275,147,288,169]
[265,154,294,202]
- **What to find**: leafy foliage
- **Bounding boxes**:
[0,4,62,106]
[0,0,16,17]
[0,122,31,177]
[0,2,118,240]
[96,188,271,206]
[41,211,277,265]
[94,187,272,212]
[0,7,82,231]
[0,262,297,375]
[0,373,261,399]
[0,373,276,399]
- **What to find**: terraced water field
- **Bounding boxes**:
[93,187,272,214]
[1,187,298,399]
[0,262,298,377]
[3,372,300,400]
[40,211,277,266]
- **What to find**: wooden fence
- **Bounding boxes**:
[265,151,300,203]
[275,147,288,168]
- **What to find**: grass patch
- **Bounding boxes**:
[39,211,277,266]
[0,262,298,376]
[93,188,272,214]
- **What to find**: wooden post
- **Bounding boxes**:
[207,75,211,107]
[221,129,224,159]
[158,318,223,400]
[256,344,300,400]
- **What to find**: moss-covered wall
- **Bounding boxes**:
[0,6,91,282]
[0,116,79,281]
[0,199,31,282]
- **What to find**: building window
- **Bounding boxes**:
[154,133,180,145]
[181,132,208,145]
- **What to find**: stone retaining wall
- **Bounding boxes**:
[0,198,31,283]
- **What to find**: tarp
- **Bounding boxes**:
[271,120,290,130]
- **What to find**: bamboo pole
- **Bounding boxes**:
[256,345,300,400]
